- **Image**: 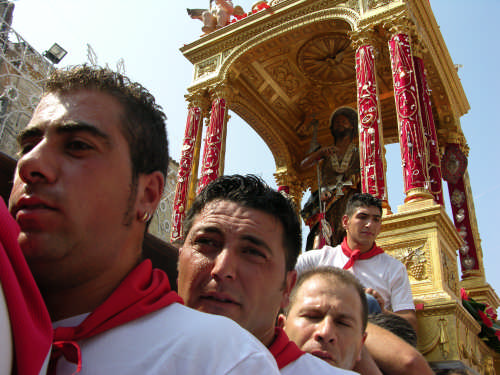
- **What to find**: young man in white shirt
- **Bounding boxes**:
[296,193,416,327]
[296,193,434,375]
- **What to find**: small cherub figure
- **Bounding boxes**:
[188,0,245,34]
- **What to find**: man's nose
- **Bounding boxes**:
[17,139,58,185]
[314,317,336,344]
[211,248,237,281]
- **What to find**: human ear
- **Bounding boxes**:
[342,214,349,230]
[277,314,286,329]
[280,270,297,310]
[135,171,165,222]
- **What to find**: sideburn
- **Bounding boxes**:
[122,175,139,226]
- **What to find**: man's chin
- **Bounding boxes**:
[197,299,241,321]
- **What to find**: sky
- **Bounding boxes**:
[9,0,500,302]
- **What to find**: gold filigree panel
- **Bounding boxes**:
[264,59,301,98]
[441,246,459,296]
[297,33,355,85]
[194,54,221,82]
[385,240,430,282]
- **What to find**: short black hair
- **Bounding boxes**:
[183,174,302,272]
[44,64,168,180]
[368,313,417,347]
[286,266,368,331]
[345,193,382,218]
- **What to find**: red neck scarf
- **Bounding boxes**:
[341,237,384,270]
[0,199,52,375]
[49,259,183,374]
[268,327,305,369]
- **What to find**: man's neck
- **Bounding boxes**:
[346,237,374,254]
[42,256,141,322]
[259,325,278,348]
[334,137,352,156]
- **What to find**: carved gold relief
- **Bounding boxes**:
[392,242,429,281]
[195,55,221,81]
[241,64,263,88]
[265,59,301,98]
[297,33,356,85]
[442,250,459,295]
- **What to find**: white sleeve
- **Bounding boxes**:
[227,351,280,374]
[295,250,322,275]
[389,262,415,312]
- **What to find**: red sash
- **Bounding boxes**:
[49,259,183,374]
[0,199,52,375]
[341,237,384,270]
[269,327,305,369]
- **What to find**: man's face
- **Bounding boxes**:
[178,200,296,345]
[331,114,353,139]
[282,275,366,370]
[9,90,138,288]
[342,206,382,251]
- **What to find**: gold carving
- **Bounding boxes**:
[195,55,221,81]
[265,59,301,98]
[395,243,428,281]
[438,317,450,359]
[442,251,459,295]
[297,33,356,85]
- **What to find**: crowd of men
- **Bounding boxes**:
[1,65,436,374]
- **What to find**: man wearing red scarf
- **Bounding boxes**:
[8,66,279,375]
[178,175,357,374]
[296,193,416,327]
[295,194,436,375]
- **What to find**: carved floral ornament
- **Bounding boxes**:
[297,33,356,85]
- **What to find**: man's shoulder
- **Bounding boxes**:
[295,245,344,274]
[373,251,406,268]
[282,354,359,374]
[298,244,341,260]
[69,303,279,374]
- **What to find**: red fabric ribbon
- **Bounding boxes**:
[269,327,305,369]
[0,199,52,375]
[49,259,183,374]
[341,237,384,270]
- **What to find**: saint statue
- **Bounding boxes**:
[300,107,361,250]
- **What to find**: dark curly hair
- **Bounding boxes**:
[183,174,302,272]
[44,64,168,179]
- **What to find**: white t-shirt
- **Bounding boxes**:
[52,303,279,374]
[282,353,359,374]
[0,283,12,375]
[296,245,415,312]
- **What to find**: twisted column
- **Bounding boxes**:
[353,31,389,208]
[413,55,444,205]
[388,30,432,202]
[170,92,208,242]
[197,84,231,193]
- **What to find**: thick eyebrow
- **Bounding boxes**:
[193,226,273,256]
[17,121,112,146]
[17,127,42,145]
[240,234,273,256]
